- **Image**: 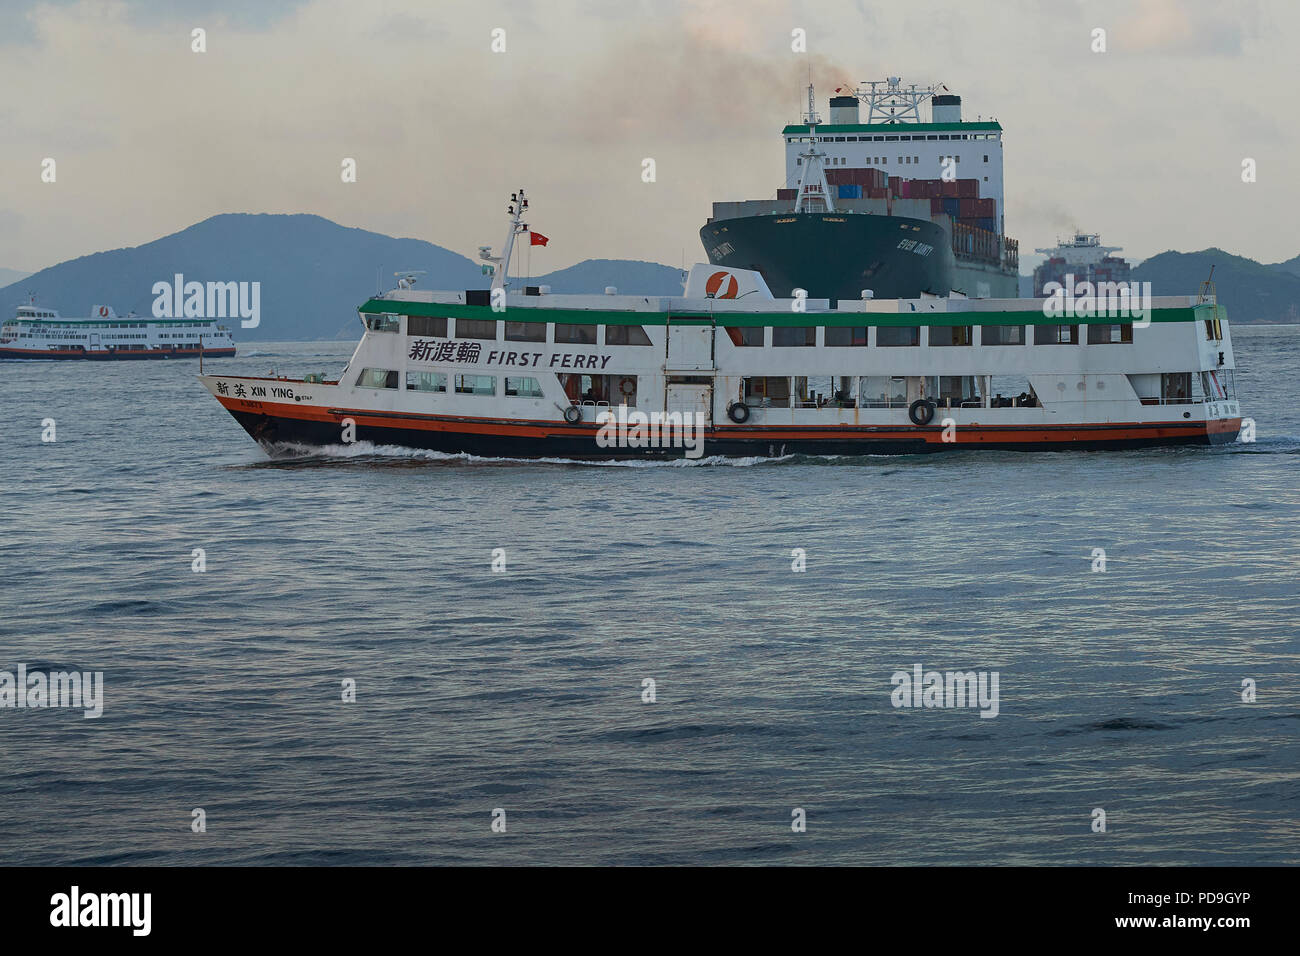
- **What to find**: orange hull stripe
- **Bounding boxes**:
[216,396,1239,444]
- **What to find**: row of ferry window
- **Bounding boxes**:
[11,332,147,340]
[787,133,999,143]
[724,323,1136,347]
[368,313,655,346]
[355,368,545,397]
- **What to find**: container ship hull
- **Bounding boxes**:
[701,212,955,301]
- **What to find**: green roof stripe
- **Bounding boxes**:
[360,298,1217,329]
[783,121,1003,135]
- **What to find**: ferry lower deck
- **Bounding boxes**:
[200,265,1244,460]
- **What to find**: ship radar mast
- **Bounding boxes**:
[793,83,835,213]
[479,188,531,292]
[846,76,942,124]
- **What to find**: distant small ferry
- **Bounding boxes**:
[201,190,1243,458]
[0,301,236,360]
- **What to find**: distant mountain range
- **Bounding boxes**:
[0,214,684,340]
[0,268,30,287]
[1133,249,1300,323]
[4,215,1298,337]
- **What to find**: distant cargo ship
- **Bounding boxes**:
[701,77,1019,301]
[0,300,235,359]
[1033,233,1132,296]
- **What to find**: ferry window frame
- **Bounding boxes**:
[604,324,653,346]
[454,374,497,396]
[504,376,544,398]
[981,324,1025,346]
[929,325,973,347]
[364,313,400,333]
[357,367,399,389]
[823,326,868,347]
[554,323,598,345]
[1034,324,1079,345]
[875,325,920,347]
[454,317,499,340]
[505,320,546,342]
[772,325,816,347]
[405,370,447,392]
[1086,323,1134,345]
[407,315,447,337]
[724,326,765,347]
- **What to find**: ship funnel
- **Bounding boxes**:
[829,95,859,125]
[932,93,962,123]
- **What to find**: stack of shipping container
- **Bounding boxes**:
[783,168,1003,263]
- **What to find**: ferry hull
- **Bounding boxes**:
[221,402,1240,459]
[701,212,956,300]
[0,346,236,360]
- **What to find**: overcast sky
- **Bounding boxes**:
[3,0,1292,275]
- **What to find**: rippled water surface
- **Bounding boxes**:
[1,326,1298,865]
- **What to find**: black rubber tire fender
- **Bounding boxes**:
[727,402,751,424]
[908,399,936,426]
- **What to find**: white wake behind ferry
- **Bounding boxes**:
[0,301,235,360]
[200,191,1242,458]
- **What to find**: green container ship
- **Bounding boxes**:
[701,78,1019,302]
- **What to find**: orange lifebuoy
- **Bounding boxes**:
[97,306,108,317]
[618,377,636,397]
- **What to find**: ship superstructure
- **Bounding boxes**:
[1033,233,1132,296]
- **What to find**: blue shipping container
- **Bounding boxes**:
[942,197,961,216]
[837,184,861,199]
[976,216,997,233]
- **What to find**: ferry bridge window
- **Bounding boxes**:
[929,325,973,346]
[875,325,920,347]
[824,326,868,346]
[405,371,446,392]
[1034,324,1079,345]
[364,314,400,333]
[743,376,791,408]
[1086,323,1134,344]
[356,368,399,389]
[982,324,1024,345]
[504,377,544,398]
[860,376,908,408]
[555,323,597,345]
[772,325,816,347]
[455,318,498,340]
[454,374,496,395]
[604,324,653,346]
[724,326,765,347]
[408,315,447,337]
[506,320,546,342]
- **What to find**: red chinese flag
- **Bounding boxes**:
[530,231,549,247]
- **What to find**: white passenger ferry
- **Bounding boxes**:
[200,191,1242,458]
[0,301,235,360]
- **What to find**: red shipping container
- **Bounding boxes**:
[777,188,797,201]
[825,170,846,185]
[941,180,959,197]
[959,198,979,217]
[930,197,946,215]
[900,180,913,198]
[957,178,978,198]
[867,187,888,199]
